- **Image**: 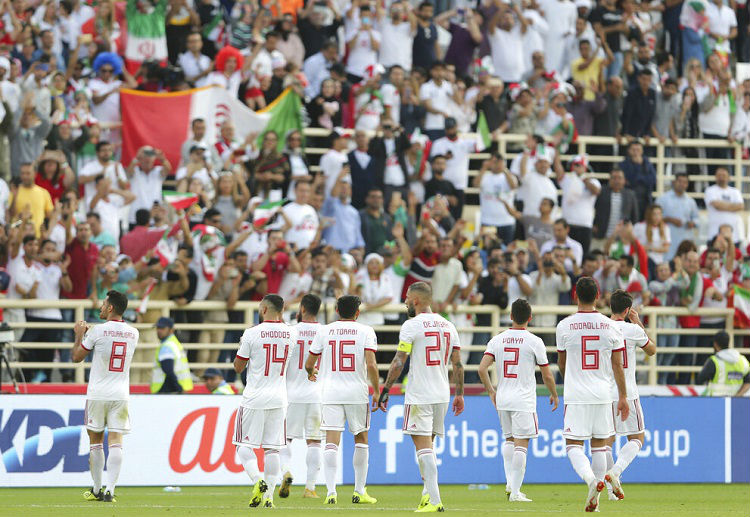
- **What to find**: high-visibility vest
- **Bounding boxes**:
[706,354,750,397]
[150,334,194,393]
[212,381,235,395]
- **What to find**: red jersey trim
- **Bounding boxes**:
[80,341,93,351]
[263,320,283,323]
[309,351,321,356]
[577,310,598,313]
[236,354,249,360]
[364,347,377,352]
[537,362,549,367]
[483,352,495,358]
[613,347,625,353]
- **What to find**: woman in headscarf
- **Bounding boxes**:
[245,130,289,200]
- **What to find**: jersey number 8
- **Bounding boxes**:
[108,342,127,372]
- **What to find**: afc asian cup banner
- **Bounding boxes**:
[1,396,748,486]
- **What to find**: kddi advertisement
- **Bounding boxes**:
[1,395,747,486]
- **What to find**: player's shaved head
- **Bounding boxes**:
[261,294,285,316]
[337,295,361,320]
[610,289,633,315]
[106,290,128,316]
[511,299,532,326]
[300,293,321,317]
[576,276,599,305]
[407,282,433,302]
[406,281,432,318]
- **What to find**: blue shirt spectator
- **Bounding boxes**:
[656,173,700,260]
[322,177,365,252]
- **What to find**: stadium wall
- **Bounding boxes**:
[1,395,748,486]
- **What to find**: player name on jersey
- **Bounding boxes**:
[568,321,612,331]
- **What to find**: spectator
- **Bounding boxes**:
[474,151,518,245]
[297,1,342,60]
[354,253,394,326]
[540,218,584,274]
[401,230,439,298]
[556,154,600,253]
[704,166,743,242]
[359,187,392,255]
[302,41,338,99]
[488,3,527,83]
[477,257,509,323]
[179,118,220,170]
[10,94,51,177]
[283,180,319,251]
[543,0,578,75]
[439,8,483,78]
[321,171,365,253]
[699,243,734,362]
[517,145,558,219]
[35,153,74,204]
[213,171,250,238]
[61,221,99,302]
[529,250,571,346]
[706,0,737,59]
[90,176,136,240]
[621,69,656,139]
[501,250,533,324]
[649,260,689,384]
[431,236,462,317]
[430,117,478,219]
[178,32,212,87]
[89,53,135,146]
[656,172,699,260]
[424,156,457,207]
[517,197,556,250]
[380,67,406,127]
[476,77,509,134]
[420,61,453,140]
[126,146,171,226]
[589,0,625,78]
[86,212,118,250]
[309,247,344,303]
[652,78,680,144]
[120,209,165,263]
[320,129,351,198]
[592,167,639,244]
[151,316,194,394]
[198,259,241,374]
[345,5,380,83]
[619,141,656,220]
[699,75,733,171]
[78,141,128,210]
[571,38,612,101]
[634,205,671,276]
[591,76,624,168]
[308,78,341,130]
[348,130,379,209]
[176,145,217,196]
[412,1,439,71]
[9,163,54,237]
[603,253,649,309]
[378,1,417,72]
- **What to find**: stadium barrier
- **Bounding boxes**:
[0,395,747,486]
[0,299,747,387]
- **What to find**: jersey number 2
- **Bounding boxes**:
[424,331,451,366]
[582,336,600,370]
[108,342,127,372]
[503,347,519,378]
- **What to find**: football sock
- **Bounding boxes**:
[591,447,607,481]
[264,450,281,500]
[605,445,615,471]
[613,439,643,477]
[417,448,441,505]
[324,443,338,496]
[279,441,293,475]
[353,443,369,494]
[306,442,321,491]
[89,444,104,492]
[105,443,123,494]
[501,441,514,489]
[510,446,527,496]
[566,444,596,486]
[237,446,260,485]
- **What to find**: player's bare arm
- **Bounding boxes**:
[71,320,91,363]
[378,350,407,410]
[628,309,657,356]
[365,350,380,412]
[233,355,248,374]
[539,364,558,411]
[557,350,567,379]
[611,350,630,421]
[477,353,496,407]
[304,351,319,381]
[450,349,464,416]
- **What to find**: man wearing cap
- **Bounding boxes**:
[150,317,194,394]
[696,331,750,397]
[203,368,235,395]
[430,117,481,219]
[557,154,600,254]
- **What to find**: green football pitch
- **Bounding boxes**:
[0,484,748,517]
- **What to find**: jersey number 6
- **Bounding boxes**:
[582,335,600,370]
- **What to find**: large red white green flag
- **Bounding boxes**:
[121,86,271,169]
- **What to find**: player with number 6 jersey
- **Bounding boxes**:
[379,281,465,513]
[305,295,380,506]
[478,299,558,503]
[556,277,629,513]
[72,290,138,504]
[604,289,656,501]
[278,294,325,500]
[233,295,296,509]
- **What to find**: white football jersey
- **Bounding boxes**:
[83,320,139,401]
[485,328,548,412]
[556,311,625,404]
[237,321,296,409]
[309,319,377,404]
[287,321,323,403]
[611,319,649,400]
[398,313,460,405]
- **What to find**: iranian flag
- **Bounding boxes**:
[125,0,168,73]
[121,86,271,171]
[253,199,287,229]
[163,191,199,211]
[731,285,750,328]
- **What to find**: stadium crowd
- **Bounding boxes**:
[0,0,748,386]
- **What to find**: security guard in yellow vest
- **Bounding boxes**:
[697,331,750,397]
[151,317,194,394]
[202,368,235,394]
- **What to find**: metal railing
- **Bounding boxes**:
[2,299,747,387]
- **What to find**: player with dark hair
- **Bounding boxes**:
[73,290,139,503]
[478,299,558,502]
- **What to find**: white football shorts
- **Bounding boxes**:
[402,403,449,437]
[233,406,286,449]
[613,398,646,436]
[286,402,323,440]
[321,403,370,434]
[563,403,615,440]
[497,410,539,439]
[85,399,131,434]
